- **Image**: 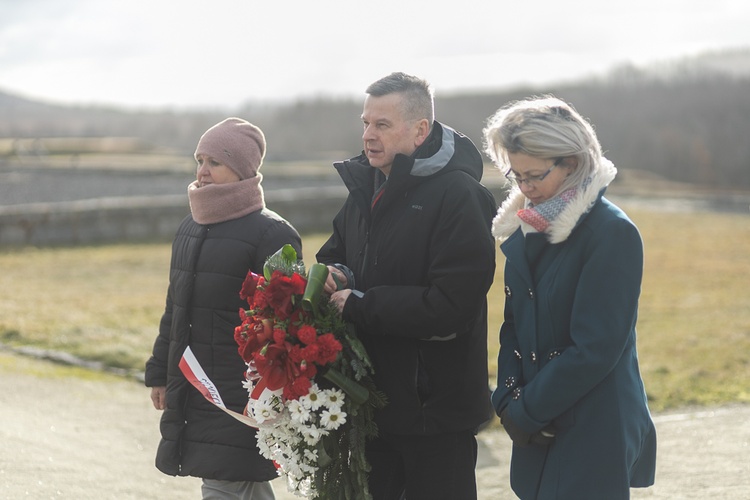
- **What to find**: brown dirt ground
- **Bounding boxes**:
[1,349,748,499]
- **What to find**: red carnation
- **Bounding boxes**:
[299,359,318,379]
[290,272,307,294]
[239,271,261,303]
[265,270,303,319]
[234,324,248,352]
[316,333,343,365]
[297,324,318,345]
[273,327,287,345]
[288,344,304,364]
[253,286,269,310]
[287,310,304,337]
[301,343,321,364]
[284,375,312,400]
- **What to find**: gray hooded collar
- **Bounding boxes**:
[410,123,456,177]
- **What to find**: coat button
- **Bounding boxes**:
[530,351,537,363]
[528,289,535,299]
[512,387,522,400]
[504,286,512,298]
[514,349,522,360]
[505,376,516,388]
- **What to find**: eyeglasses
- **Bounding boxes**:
[504,157,564,187]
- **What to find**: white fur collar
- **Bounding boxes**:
[492,160,617,244]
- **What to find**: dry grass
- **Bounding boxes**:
[1,206,749,411]
[625,207,750,410]
[0,243,172,369]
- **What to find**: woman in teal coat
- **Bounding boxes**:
[483,96,656,499]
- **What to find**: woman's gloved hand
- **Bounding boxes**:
[500,408,556,447]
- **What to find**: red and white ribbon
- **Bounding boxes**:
[179,346,226,408]
[179,346,259,427]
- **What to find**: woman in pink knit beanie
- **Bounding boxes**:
[188,117,269,222]
[195,117,267,181]
[146,117,302,500]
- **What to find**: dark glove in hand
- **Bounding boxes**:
[500,408,556,447]
[500,408,531,446]
[530,427,556,446]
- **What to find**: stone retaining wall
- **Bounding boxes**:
[0,186,349,247]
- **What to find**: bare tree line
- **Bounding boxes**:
[1,65,749,189]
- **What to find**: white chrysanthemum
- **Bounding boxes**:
[284,475,300,494]
[323,388,346,410]
[255,429,275,458]
[273,430,299,457]
[299,461,318,475]
[297,477,313,497]
[241,378,255,393]
[320,408,347,430]
[300,383,325,410]
[303,448,318,463]
[250,399,279,425]
[301,425,327,446]
[291,461,308,478]
[288,399,312,423]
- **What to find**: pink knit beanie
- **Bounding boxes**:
[194,117,266,180]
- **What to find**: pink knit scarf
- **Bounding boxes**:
[516,186,578,233]
[187,175,265,224]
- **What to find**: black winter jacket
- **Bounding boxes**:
[145,209,301,481]
[316,122,497,435]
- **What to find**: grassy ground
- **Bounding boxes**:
[1,206,749,411]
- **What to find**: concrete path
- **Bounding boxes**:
[1,349,748,499]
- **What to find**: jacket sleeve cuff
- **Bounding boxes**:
[331,263,355,290]
[341,290,362,323]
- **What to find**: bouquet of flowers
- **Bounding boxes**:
[234,244,386,500]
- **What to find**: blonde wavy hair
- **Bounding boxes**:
[483,95,607,193]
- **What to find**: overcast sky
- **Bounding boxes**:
[1,0,748,110]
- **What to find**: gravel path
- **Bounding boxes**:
[1,349,748,499]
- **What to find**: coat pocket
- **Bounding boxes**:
[553,404,576,429]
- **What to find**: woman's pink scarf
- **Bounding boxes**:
[187,175,265,224]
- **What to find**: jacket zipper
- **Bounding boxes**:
[359,230,369,285]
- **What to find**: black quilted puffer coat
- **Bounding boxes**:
[316,122,497,436]
[145,209,301,481]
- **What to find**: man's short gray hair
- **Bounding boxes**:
[366,72,435,124]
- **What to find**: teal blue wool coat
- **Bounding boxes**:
[491,162,656,499]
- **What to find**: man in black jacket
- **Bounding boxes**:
[317,72,497,500]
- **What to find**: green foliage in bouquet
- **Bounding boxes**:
[237,244,387,500]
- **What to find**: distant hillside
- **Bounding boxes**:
[2,48,750,189]
[644,46,750,80]
[0,93,227,153]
